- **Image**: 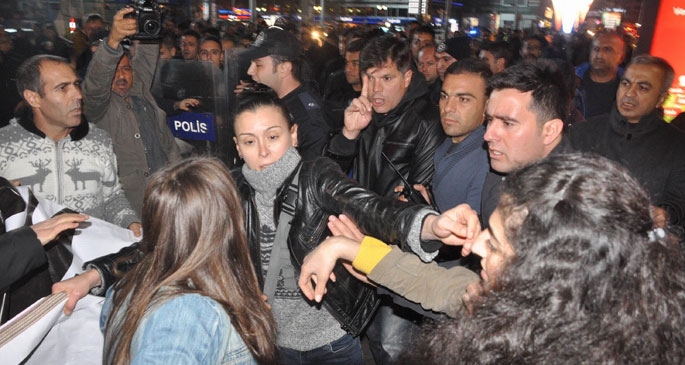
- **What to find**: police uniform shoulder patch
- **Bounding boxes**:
[297,92,320,111]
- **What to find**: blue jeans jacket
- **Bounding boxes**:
[101,289,256,364]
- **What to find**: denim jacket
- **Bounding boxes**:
[101,289,256,364]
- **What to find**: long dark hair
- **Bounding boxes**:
[104,157,277,364]
[409,154,685,364]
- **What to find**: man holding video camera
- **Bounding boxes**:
[82,6,180,216]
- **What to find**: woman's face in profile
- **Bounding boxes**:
[233,105,298,171]
[470,208,515,283]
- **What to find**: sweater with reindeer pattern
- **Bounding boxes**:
[0,113,139,228]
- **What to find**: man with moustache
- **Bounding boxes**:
[0,52,140,319]
[0,54,139,232]
[82,7,180,216]
[570,55,685,231]
[325,35,444,364]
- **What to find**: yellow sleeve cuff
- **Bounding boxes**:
[352,236,393,274]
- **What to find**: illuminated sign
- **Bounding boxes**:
[217,8,251,20]
[602,11,622,29]
[651,0,685,121]
[408,0,420,15]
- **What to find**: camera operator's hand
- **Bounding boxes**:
[108,7,137,49]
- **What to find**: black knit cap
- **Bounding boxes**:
[436,35,471,61]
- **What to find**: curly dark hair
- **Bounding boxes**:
[407,153,685,364]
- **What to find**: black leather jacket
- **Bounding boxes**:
[86,157,435,336]
[325,73,445,197]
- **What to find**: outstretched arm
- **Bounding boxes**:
[420,203,481,248]
[52,269,102,315]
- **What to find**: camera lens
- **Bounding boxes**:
[142,18,160,35]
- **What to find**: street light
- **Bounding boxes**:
[552,0,594,33]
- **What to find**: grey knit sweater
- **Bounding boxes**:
[242,147,347,351]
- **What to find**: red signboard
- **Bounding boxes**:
[650,0,685,120]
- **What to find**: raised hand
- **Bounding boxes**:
[107,7,137,49]
[342,74,373,140]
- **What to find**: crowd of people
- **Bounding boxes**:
[1,7,685,364]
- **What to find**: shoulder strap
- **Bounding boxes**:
[262,164,302,301]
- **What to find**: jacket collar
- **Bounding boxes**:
[17,106,89,141]
[608,105,661,137]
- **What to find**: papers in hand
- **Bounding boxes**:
[0,292,68,364]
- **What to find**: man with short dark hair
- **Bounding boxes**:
[199,35,224,69]
[570,55,685,230]
[520,34,546,61]
[479,40,512,74]
[410,25,435,66]
[179,29,201,61]
[431,59,491,213]
[325,35,445,363]
[0,54,139,231]
[159,34,177,60]
[323,38,365,128]
[242,27,330,160]
[481,60,570,222]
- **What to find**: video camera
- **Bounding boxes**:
[124,0,162,40]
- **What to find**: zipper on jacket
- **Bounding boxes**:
[56,139,65,204]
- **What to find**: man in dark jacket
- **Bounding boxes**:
[569,55,685,232]
[575,31,625,118]
[241,26,331,161]
[326,35,444,200]
[480,60,570,225]
[325,35,445,363]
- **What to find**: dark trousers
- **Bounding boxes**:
[365,299,422,364]
[278,334,363,365]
